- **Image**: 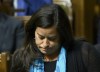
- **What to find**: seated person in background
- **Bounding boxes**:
[0,13,25,54]
[10,4,100,72]
[14,0,52,16]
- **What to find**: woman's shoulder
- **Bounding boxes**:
[74,40,97,59]
[73,39,94,51]
[74,40,100,72]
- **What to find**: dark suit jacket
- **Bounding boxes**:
[10,40,100,72]
[0,13,25,54]
[68,40,100,72]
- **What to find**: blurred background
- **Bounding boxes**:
[0,0,100,44]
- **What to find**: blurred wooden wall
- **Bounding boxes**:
[72,0,96,43]
[54,0,96,43]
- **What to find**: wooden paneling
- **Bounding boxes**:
[72,0,96,43]
[15,16,31,25]
[0,52,10,72]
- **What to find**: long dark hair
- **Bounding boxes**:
[11,4,74,72]
[25,4,73,49]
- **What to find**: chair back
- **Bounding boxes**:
[15,16,31,25]
[0,52,10,72]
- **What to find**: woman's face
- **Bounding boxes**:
[35,26,60,55]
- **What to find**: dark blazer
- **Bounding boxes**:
[10,40,100,72]
[0,13,25,54]
[68,40,100,72]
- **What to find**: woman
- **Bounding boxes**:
[10,4,100,72]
